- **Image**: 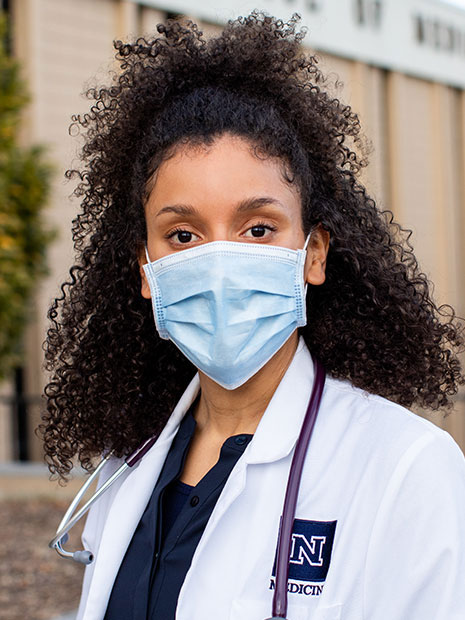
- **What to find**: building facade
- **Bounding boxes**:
[1,0,464,461]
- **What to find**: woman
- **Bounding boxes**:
[41,13,465,620]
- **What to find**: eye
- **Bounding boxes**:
[175,230,193,243]
[243,223,277,239]
[166,228,200,244]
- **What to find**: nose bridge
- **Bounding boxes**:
[200,207,237,243]
[207,223,232,243]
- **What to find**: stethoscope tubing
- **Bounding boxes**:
[49,456,127,555]
[268,357,326,619]
[49,434,159,556]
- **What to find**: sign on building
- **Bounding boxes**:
[136,0,465,88]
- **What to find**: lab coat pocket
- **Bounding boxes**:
[312,604,342,620]
[230,598,313,620]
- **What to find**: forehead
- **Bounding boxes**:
[145,134,301,213]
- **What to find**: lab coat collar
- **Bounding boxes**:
[244,337,316,465]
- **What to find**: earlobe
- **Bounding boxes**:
[305,259,326,286]
[304,227,330,286]
[140,266,152,299]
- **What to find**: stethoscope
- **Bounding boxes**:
[49,358,325,620]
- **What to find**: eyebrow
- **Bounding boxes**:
[155,197,285,217]
[156,204,196,217]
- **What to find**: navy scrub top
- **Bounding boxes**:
[104,407,253,620]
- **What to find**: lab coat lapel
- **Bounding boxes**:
[176,449,250,619]
[82,375,200,620]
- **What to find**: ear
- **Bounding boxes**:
[137,245,152,299]
[304,226,330,286]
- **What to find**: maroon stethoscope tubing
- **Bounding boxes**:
[268,357,326,620]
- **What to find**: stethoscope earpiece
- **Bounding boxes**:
[73,550,94,565]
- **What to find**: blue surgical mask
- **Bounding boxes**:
[143,240,308,390]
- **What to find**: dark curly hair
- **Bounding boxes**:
[40,12,464,479]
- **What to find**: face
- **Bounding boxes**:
[139,133,329,298]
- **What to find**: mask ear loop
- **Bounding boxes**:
[302,230,314,294]
[144,244,151,264]
[304,223,320,251]
[303,232,312,251]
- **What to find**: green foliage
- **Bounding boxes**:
[0,13,54,379]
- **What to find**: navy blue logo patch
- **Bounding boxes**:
[272,519,337,583]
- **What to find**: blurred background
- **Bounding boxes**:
[0,0,464,618]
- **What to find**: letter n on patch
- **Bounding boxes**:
[272,519,337,582]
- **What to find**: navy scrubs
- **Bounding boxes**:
[104,407,253,619]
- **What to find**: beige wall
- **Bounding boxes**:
[386,77,465,442]
[4,0,465,460]
[319,54,465,444]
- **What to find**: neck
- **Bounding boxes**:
[194,333,299,439]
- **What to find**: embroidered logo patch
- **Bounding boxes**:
[272,519,337,583]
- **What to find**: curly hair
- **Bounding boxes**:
[40,12,464,479]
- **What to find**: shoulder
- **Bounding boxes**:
[293,339,464,476]
[321,373,465,483]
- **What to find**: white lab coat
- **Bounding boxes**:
[77,339,465,620]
